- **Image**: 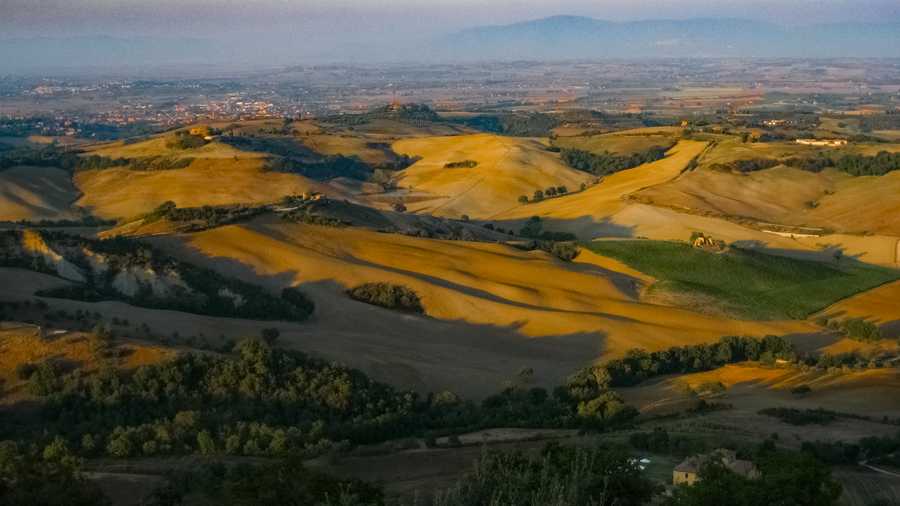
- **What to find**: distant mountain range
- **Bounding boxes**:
[436,16,900,59]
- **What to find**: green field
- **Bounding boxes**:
[585,240,900,320]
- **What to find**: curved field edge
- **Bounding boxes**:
[585,240,900,320]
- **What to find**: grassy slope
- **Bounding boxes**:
[393,133,593,219]
[586,240,900,320]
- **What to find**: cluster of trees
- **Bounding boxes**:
[800,440,862,465]
[10,216,116,228]
[0,144,193,174]
[518,216,577,242]
[784,151,900,176]
[444,160,478,169]
[0,144,81,172]
[858,112,900,133]
[520,185,570,204]
[143,458,384,506]
[7,337,638,463]
[454,113,560,137]
[708,158,780,173]
[798,348,898,372]
[166,130,209,150]
[0,439,110,506]
[76,154,193,172]
[4,231,315,322]
[511,238,580,262]
[802,431,900,466]
[381,103,442,123]
[267,154,372,181]
[143,201,266,230]
[280,208,350,228]
[324,104,442,127]
[686,151,900,178]
[347,283,425,314]
[560,145,670,177]
[839,318,882,342]
[758,408,837,426]
[628,428,706,457]
[10,339,424,460]
[595,335,796,387]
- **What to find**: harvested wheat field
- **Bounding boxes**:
[486,138,897,267]
[0,165,80,221]
[494,140,706,223]
[142,218,814,396]
[393,133,593,219]
[75,155,333,220]
[634,165,900,236]
[491,139,898,265]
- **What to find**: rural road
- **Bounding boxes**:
[860,460,900,478]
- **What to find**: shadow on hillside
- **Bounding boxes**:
[144,237,610,397]
[732,239,869,266]
[485,215,636,241]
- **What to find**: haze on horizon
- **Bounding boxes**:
[2,0,900,70]
[4,0,900,37]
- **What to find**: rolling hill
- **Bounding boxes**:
[0,166,80,221]
[392,133,593,219]
[138,216,814,396]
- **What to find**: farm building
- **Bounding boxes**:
[673,449,760,486]
[795,138,848,147]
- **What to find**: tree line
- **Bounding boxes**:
[0,145,194,173]
[560,145,671,177]
[142,201,267,231]
[592,335,796,387]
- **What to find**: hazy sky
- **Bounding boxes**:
[3,0,900,40]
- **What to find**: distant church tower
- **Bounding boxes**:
[389,89,402,111]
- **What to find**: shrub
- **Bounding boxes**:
[166,131,208,150]
[15,362,37,380]
[791,385,812,396]
[841,318,882,342]
[444,160,478,169]
[348,283,425,314]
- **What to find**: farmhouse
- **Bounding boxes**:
[690,232,726,251]
[673,449,760,486]
[795,138,848,147]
